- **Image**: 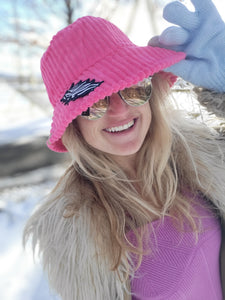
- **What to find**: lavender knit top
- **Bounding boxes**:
[129,199,222,300]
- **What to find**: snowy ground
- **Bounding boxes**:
[0,173,61,300]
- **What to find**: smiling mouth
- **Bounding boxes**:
[105,119,135,133]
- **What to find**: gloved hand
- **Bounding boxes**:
[148,0,225,93]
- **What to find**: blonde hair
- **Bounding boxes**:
[24,73,225,297]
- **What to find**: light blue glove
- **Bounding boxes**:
[149,0,225,93]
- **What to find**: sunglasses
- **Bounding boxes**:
[81,77,152,120]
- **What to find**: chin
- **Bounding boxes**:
[106,143,143,157]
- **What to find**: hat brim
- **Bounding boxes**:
[48,45,185,152]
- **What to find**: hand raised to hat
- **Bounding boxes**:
[148,0,225,93]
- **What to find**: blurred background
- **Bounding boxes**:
[1,0,225,299]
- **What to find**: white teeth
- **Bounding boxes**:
[105,120,134,133]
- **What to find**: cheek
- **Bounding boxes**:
[77,118,91,138]
[76,117,100,147]
[141,103,152,129]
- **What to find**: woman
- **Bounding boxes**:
[24,0,225,299]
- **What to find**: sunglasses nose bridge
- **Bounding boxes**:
[107,92,128,112]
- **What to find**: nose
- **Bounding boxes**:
[107,93,128,115]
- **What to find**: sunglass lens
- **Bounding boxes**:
[120,77,152,106]
[81,97,108,120]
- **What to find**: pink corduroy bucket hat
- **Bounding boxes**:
[41,16,185,152]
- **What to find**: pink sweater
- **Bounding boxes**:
[130,201,222,299]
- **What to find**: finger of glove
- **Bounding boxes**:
[191,0,217,13]
[148,36,184,52]
[147,35,176,49]
[163,1,199,30]
[159,26,189,46]
[148,36,162,47]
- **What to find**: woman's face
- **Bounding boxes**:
[76,92,152,159]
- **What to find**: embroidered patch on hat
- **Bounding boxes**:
[60,79,104,105]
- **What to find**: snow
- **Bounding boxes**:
[0,173,61,300]
[0,163,67,300]
[0,117,51,145]
[0,80,51,146]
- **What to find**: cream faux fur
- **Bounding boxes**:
[24,196,130,300]
[194,87,225,118]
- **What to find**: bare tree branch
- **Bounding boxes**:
[64,0,74,25]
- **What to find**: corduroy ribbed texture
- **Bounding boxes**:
[41,16,186,152]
